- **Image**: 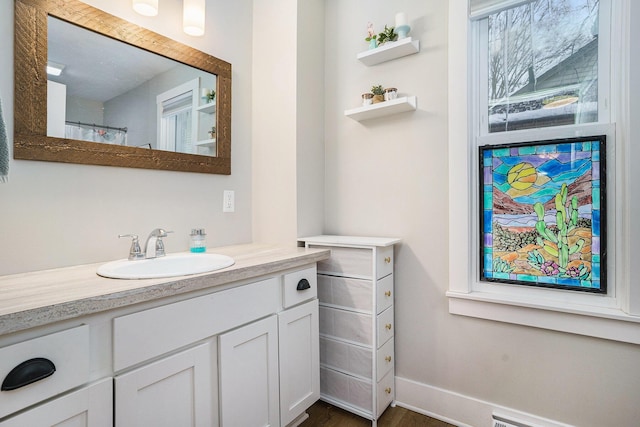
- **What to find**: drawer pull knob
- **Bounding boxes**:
[385,356,392,363]
[384,257,391,264]
[385,323,392,330]
[385,291,392,297]
[385,387,392,394]
[296,278,311,291]
[2,358,56,391]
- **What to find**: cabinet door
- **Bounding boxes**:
[0,378,112,427]
[278,300,319,426]
[219,315,279,427]
[114,342,215,427]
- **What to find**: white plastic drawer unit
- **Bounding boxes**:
[0,325,90,419]
[319,306,373,346]
[282,266,317,308]
[311,245,394,280]
[317,274,393,314]
[320,366,372,412]
[320,336,394,381]
[320,336,373,379]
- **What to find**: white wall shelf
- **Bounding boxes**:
[196,102,216,114]
[344,96,417,121]
[357,37,420,66]
[194,138,215,147]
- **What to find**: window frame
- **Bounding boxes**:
[447,0,640,344]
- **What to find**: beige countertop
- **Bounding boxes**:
[0,243,330,336]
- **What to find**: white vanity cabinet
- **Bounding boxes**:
[0,379,112,427]
[114,342,216,426]
[0,255,324,427]
[0,325,112,427]
[218,267,320,427]
[219,315,280,427]
[300,236,400,424]
[111,266,319,427]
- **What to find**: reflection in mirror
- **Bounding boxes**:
[47,17,217,156]
[14,0,231,174]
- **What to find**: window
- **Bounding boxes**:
[446,0,640,344]
[474,0,611,295]
[156,78,199,154]
[483,0,600,133]
[160,94,193,154]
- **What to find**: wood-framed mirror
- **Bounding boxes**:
[14,0,231,174]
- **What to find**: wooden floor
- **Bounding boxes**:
[301,401,455,427]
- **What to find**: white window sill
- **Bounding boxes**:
[447,290,640,344]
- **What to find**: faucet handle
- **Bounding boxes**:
[151,228,173,238]
[154,230,173,257]
[119,234,145,260]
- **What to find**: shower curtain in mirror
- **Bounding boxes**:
[65,123,127,146]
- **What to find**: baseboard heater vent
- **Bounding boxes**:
[492,414,533,427]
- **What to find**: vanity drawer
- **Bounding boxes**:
[318,274,393,315]
[320,367,372,413]
[319,306,372,346]
[283,266,317,308]
[320,336,372,379]
[311,245,393,280]
[377,307,394,348]
[0,325,90,419]
[114,277,279,371]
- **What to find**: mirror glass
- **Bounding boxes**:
[47,17,218,157]
[14,0,231,174]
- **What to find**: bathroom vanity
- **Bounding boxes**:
[0,244,329,427]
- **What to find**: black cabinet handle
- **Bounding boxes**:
[1,358,56,391]
[296,278,311,291]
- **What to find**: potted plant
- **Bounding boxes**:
[376,25,397,45]
[206,89,216,103]
[365,22,377,49]
[371,85,385,103]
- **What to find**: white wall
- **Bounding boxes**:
[324,1,640,426]
[0,0,254,275]
[251,0,325,243]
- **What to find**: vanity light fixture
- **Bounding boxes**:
[46,61,65,76]
[132,0,158,17]
[183,0,205,36]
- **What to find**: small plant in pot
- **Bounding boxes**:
[371,85,385,103]
[365,22,378,49]
[206,89,216,103]
[376,25,398,45]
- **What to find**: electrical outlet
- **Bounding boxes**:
[223,190,235,212]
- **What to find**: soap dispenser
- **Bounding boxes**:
[190,229,207,253]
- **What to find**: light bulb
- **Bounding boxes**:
[132,0,158,17]
[183,0,205,36]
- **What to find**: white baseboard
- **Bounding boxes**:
[394,376,574,427]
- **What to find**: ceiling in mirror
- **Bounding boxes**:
[14,0,231,174]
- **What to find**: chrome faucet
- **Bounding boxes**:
[143,228,173,259]
[119,228,173,260]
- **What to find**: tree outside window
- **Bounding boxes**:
[487,0,599,133]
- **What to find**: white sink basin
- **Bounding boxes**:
[97,253,235,279]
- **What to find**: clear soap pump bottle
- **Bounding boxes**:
[190,229,206,253]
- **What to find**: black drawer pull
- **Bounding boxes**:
[296,278,311,291]
[1,358,56,391]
